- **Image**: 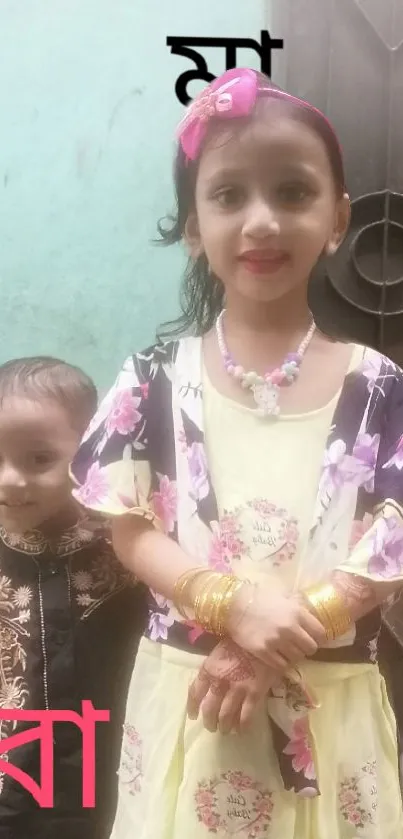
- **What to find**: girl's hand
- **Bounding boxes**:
[226,584,327,668]
[187,640,281,734]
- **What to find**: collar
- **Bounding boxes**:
[0,516,108,557]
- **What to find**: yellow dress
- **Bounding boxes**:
[70,338,403,838]
[113,361,401,838]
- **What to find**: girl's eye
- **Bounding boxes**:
[277,182,313,203]
[213,186,244,208]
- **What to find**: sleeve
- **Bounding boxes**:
[70,354,161,528]
[337,369,403,583]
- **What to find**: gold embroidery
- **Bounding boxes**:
[71,546,135,619]
[0,520,134,795]
[0,517,104,557]
[0,574,32,794]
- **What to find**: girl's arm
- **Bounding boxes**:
[111,516,327,667]
[113,516,403,658]
[112,516,198,596]
[187,573,401,733]
[330,569,401,619]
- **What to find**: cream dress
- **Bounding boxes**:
[70,338,403,838]
[111,354,402,838]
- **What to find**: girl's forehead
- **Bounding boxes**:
[198,106,332,180]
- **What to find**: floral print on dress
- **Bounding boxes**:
[118,724,143,796]
[368,637,378,663]
[188,442,209,502]
[247,498,298,566]
[349,514,374,551]
[338,761,377,829]
[367,516,403,579]
[318,433,379,501]
[209,501,298,571]
[70,338,403,799]
[105,389,142,437]
[194,771,273,836]
[383,434,403,470]
[349,433,380,492]
[148,593,175,641]
[360,349,384,392]
[209,513,246,572]
[283,718,316,781]
[316,439,349,513]
[75,462,109,508]
[152,474,177,534]
[272,676,317,713]
[183,620,205,644]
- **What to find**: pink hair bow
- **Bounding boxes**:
[177,67,258,161]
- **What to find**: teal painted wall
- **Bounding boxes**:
[0,0,269,385]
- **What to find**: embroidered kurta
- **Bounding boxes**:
[71,337,403,838]
[0,521,146,839]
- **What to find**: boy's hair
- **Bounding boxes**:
[0,356,97,432]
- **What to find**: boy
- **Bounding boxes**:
[0,357,146,839]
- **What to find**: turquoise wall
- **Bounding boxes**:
[0,0,270,386]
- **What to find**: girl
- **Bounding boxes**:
[71,68,403,837]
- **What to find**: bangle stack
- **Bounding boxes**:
[173,568,246,636]
[304,583,352,641]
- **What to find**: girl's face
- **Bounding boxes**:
[188,102,350,308]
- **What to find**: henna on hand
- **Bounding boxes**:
[192,641,266,707]
[332,570,376,608]
[196,662,229,696]
[330,570,399,622]
[209,678,230,697]
[188,640,281,731]
[211,640,256,682]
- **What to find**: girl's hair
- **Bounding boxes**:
[0,356,98,432]
[157,71,346,339]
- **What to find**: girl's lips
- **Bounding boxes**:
[238,251,290,274]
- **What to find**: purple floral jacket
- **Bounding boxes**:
[70,337,403,795]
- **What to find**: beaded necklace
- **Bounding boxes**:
[215,309,316,418]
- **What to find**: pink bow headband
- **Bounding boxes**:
[177,67,340,163]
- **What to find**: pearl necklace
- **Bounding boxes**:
[215,309,316,418]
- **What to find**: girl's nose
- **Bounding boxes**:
[242,200,281,239]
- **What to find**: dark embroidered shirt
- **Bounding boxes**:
[0,521,146,839]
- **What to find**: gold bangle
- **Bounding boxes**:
[194,573,221,624]
[304,583,352,641]
[195,574,228,632]
[191,573,247,637]
[215,577,245,635]
[173,568,209,618]
[210,575,234,635]
[174,570,248,637]
[208,575,234,635]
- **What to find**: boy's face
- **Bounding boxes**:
[0,396,81,534]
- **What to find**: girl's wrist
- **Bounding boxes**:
[224,582,255,636]
[301,582,353,640]
[173,568,250,636]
